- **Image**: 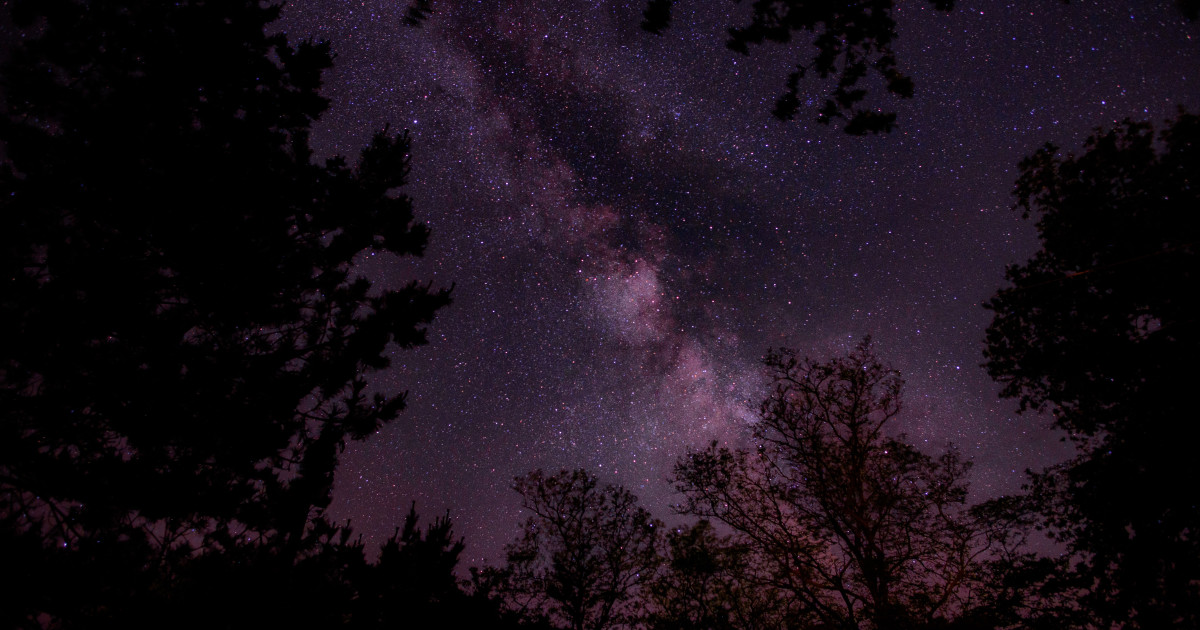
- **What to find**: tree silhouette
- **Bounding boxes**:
[984,112,1200,629]
[673,340,997,630]
[495,469,665,630]
[0,0,450,625]
[642,1,1197,134]
[137,505,511,629]
[648,520,787,630]
[350,504,524,629]
[642,0,955,134]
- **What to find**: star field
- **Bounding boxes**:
[274,0,1200,566]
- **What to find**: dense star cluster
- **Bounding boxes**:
[270,0,1199,565]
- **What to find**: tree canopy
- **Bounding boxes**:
[642,0,1198,134]
[673,340,997,629]
[643,0,953,134]
[648,519,784,630]
[984,112,1200,629]
[0,0,452,625]
[493,469,665,630]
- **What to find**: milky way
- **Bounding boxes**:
[275,0,1200,565]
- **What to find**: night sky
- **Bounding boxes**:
[273,0,1199,566]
